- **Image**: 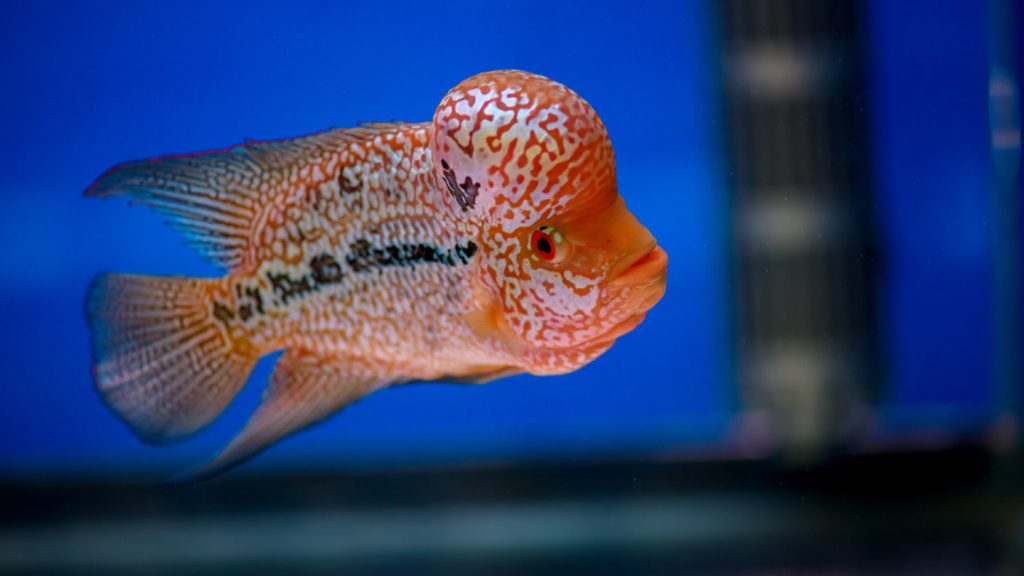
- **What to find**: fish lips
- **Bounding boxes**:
[609,245,668,289]
[588,246,668,345]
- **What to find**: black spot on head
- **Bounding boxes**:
[338,170,361,196]
[440,161,478,211]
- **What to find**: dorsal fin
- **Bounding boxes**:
[85,123,417,270]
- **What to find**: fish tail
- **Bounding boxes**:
[86,273,259,444]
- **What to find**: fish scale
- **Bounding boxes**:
[85,70,667,479]
[226,126,489,378]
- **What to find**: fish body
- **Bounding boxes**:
[86,71,668,478]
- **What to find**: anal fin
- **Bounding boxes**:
[177,349,392,481]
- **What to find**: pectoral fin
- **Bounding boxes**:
[177,349,391,482]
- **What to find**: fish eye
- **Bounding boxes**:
[529,226,569,264]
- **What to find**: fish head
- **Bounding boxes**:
[432,70,667,373]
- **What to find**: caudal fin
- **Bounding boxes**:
[86,273,258,444]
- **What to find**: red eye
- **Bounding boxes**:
[531,227,557,261]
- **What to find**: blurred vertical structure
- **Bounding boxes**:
[988,0,1021,448]
[719,0,879,461]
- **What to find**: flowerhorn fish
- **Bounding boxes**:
[85,70,668,479]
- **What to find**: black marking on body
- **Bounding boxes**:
[268,271,315,305]
[440,159,478,211]
[215,284,268,325]
[454,241,478,262]
[346,238,479,273]
[262,242,476,308]
[213,301,235,326]
[268,253,345,306]
[244,287,265,315]
[310,253,344,284]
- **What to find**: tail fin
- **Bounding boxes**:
[86,273,258,444]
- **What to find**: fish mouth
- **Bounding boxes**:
[588,312,648,346]
[581,248,668,347]
[586,246,666,346]
[610,245,668,288]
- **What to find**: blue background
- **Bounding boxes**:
[0,0,999,478]
[868,0,997,428]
